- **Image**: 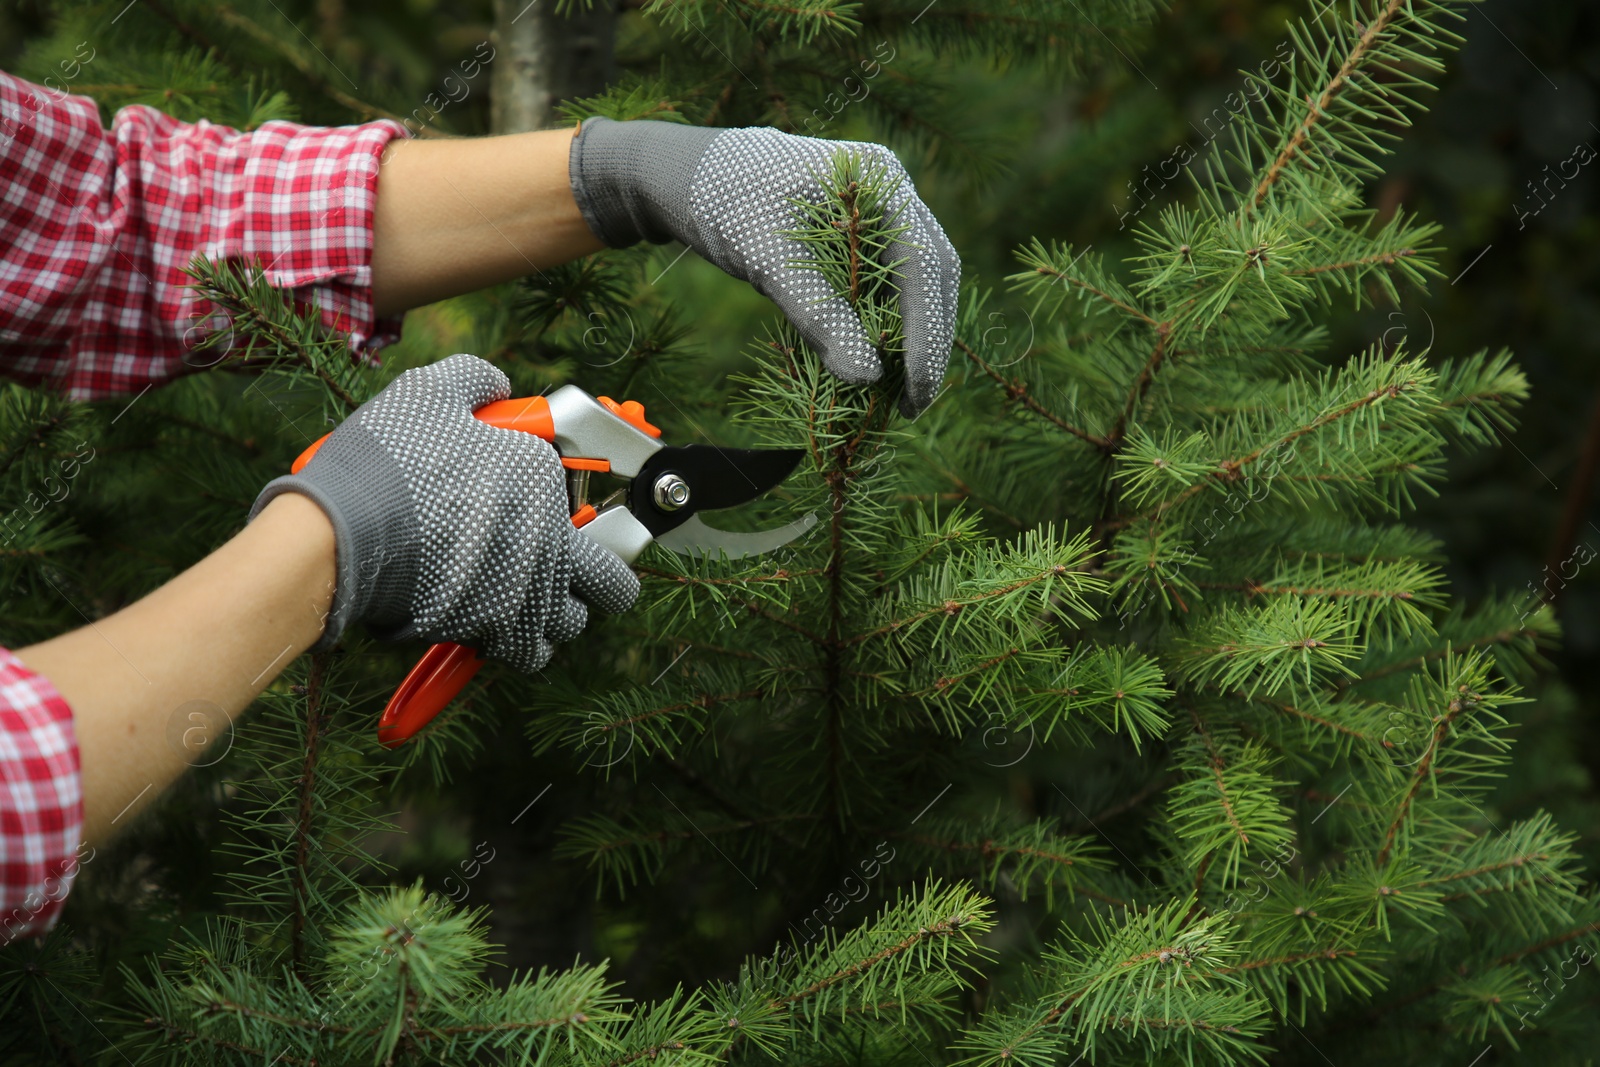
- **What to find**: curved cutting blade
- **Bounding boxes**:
[653,510,819,560]
[629,445,806,537]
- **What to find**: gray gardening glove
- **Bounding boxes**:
[568,116,960,418]
[248,353,639,672]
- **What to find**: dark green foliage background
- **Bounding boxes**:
[2,0,1599,1063]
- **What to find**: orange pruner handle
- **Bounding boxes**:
[291,395,557,474]
[373,492,602,748]
[377,642,486,748]
[296,388,649,748]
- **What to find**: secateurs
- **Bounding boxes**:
[289,384,814,748]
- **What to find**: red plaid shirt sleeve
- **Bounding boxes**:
[0,71,411,934]
[0,648,83,943]
[0,68,410,400]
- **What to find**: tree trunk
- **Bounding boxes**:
[490,0,616,134]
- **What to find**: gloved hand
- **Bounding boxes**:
[568,117,960,418]
[248,353,639,672]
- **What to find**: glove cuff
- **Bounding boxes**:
[568,116,723,248]
[248,426,421,651]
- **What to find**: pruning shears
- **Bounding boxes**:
[289,384,814,748]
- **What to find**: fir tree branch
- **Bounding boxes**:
[199,999,354,1032]
[587,814,822,853]
[290,651,330,983]
[605,1042,689,1067]
[892,831,1080,869]
[774,913,974,1007]
[1367,919,1600,1021]
[1215,947,1358,974]
[739,600,827,645]
[1230,689,1376,745]
[197,997,593,1038]
[183,257,366,414]
[847,565,1073,645]
[663,757,807,859]
[1071,773,1182,829]
[1137,375,1422,524]
[1194,580,1418,601]
[1287,248,1418,276]
[613,628,766,660]
[1024,263,1157,326]
[592,690,765,734]
[1109,321,1173,449]
[143,1016,317,1063]
[211,4,446,134]
[957,339,1112,447]
[1248,0,1408,211]
[878,648,1023,701]
[1195,718,1249,851]
[1329,623,1531,694]
[157,412,263,455]
[636,565,815,586]
[0,410,68,483]
[140,0,236,73]
[1376,690,1466,866]
[1489,919,1600,969]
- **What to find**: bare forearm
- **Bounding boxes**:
[369,127,601,317]
[13,493,336,845]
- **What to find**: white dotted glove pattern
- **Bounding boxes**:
[569,118,961,418]
[249,354,639,673]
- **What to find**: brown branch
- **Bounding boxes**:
[847,566,1068,645]
[957,338,1113,447]
[1376,691,1465,866]
[605,1042,689,1067]
[635,565,814,586]
[1080,773,1182,827]
[1109,322,1173,448]
[1129,378,1419,526]
[739,600,827,645]
[1195,580,1416,600]
[1330,625,1531,695]
[1417,854,1550,891]
[1217,947,1357,974]
[1026,266,1158,325]
[1368,919,1600,1021]
[590,689,764,734]
[881,648,1023,702]
[191,265,363,412]
[1193,713,1248,847]
[1249,0,1408,209]
[143,1018,317,1063]
[893,832,1081,868]
[1492,920,1600,969]
[776,913,973,1006]
[1287,249,1416,275]
[1225,687,1375,744]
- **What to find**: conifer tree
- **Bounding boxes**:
[3,1,1597,1065]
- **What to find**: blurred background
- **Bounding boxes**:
[2,0,1598,976]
